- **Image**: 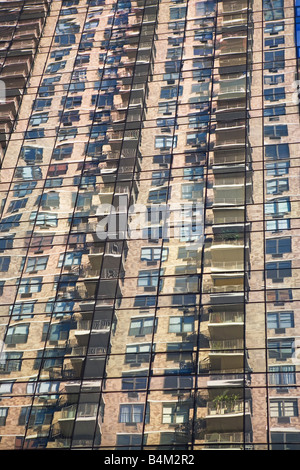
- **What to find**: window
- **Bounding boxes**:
[20,147,43,164]
[30,212,58,228]
[269,365,296,386]
[75,54,90,66]
[271,432,300,451]
[0,408,8,426]
[263,0,284,20]
[162,404,189,424]
[18,277,43,294]
[119,404,148,424]
[30,235,54,252]
[58,252,82,267]
[15,167,42,180]
[166,342,194,363]
[266,237,291,255]
[148,187,169,203]
[5,324,29,344]
[168,36,184,46]
[0,352,23,373]
[33,98,52,110]
[268,339,295,360]
[42,322,71,342]
[134,296,156,307]
[170,6,186,19]
[84,19,99,30]
[26,256,49,273]
[158,100,177,115]
[188,114,209,129]
[58,127,78,141]
[153,154,172,166]
[0,237,13,251]
[270,400,298,418]
[266,289,292,303]
[160,86,182,99]
[46,61,66,74]
[264,74,284,85]
[181,183,203,200]
[151,170,170,186]
[265,198,290,215]
[61,110,80,125]
[116,434,143,449]
[264,105,286,117]
[56,19,80,34]
[196,0,216,15]
[60,7,78,15]
[52,144,73,160]
[166,47,182,61]
[264,22,284,34]
[264,125,288,138]
[266,261,292,280]
[39,192,60,209]
[125,343,153,364]
[155,136,177,149]
[137,270,161,288]
[264,87,285,101]
[164,369,193,393]
[266,218,290,232]
[50,48,71,59]
[46,300,74,318]
[175,273,198,291]
[264,50,285,70]
[69,82,85,92]
[121,373,147,391]
[267,311,294,329]
[0,215,21,232]
[27,380,59,396]
[0,257,10,272]
[169,316,194,333]
[62,96,82,108]
[34,349,65,370]
[265,143,289,160]
[18,406,54,426]
[266,161,289,176]
[129,317,156,336]
[140,247,168,262]
[29,113,49,127]
[168,21,185,30]
[25,129,45,140]
[9,302,35,320]
[186,132,206,146]
[265,36,284,47]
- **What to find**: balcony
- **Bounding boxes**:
[87,245,104,269]
[56,403,99,438]
[208,311,244,339]
[204,432,252,450]
[206,399,252,432]
[209,272,249,304]
[209,339,245,371]
[207,372,250,390]
[214,129,246,150]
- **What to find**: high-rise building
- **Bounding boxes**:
[0,0,299,451]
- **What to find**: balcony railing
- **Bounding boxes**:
[205,432,252,444]
[207,399,250,416]
[210,339,244,351]
[209,312,244,324]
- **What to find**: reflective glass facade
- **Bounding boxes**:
[0,0,299,452]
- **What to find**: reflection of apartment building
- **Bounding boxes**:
[0,0,299,452]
